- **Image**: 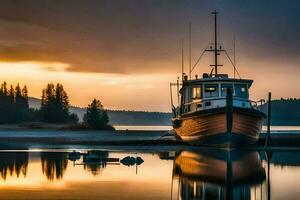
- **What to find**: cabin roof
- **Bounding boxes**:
[183,77,253,87]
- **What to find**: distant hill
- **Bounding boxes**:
[260,99,300,126]
[28,97,41,109]
[107,110,171,126]
[28,97,172,126]
[29,97,300,126]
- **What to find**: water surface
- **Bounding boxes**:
[0,149,299,200]
[115,125,300,132]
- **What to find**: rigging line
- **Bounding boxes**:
[191,49,206,72]
[177,77,180,106]
[224,50,242,79]
[233,31,236,78]
[169,83,175,111]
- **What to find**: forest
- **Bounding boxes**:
[0,82,32,124]
[0,82,111,130]
[261,98,300,126]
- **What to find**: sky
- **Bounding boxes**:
[0,0,299,111]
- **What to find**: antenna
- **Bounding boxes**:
[189,23,192,80]
[181,39,184,81]
[211,10,218,75]
[177,77,180,105]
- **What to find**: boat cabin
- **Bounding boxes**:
[170,12,258,117]
[181,74,253,114]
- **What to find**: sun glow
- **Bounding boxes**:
[0,61,177,111]
[0,59,297,111]
[0,61,69,74]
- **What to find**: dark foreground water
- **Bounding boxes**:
[0,149,299,200]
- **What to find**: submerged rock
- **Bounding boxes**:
[120,156,144,166]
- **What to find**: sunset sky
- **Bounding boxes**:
[0,0,299,111]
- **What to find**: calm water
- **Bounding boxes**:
[115,125,300,132]
[0,149,299,200]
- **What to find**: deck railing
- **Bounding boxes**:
[180,97,263,115]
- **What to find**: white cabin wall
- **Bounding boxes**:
[181,81,252,114]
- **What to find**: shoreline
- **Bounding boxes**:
[0,123,172,131]
[0,130,299,150]
[0,124,300,150]
[0,123,118,131]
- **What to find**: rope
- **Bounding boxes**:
[154,130,174,140]
[225,51,242,79]
[191,49,206,72]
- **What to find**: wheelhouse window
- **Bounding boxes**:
[234,84,248,99]
[191,86,202,99]
[204,84,219,98]
[221,84,233,97]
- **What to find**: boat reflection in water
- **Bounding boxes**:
[172,150,266,200]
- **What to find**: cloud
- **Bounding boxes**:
[0,0,297,75]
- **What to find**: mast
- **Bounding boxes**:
[212,10,218,75]
[189,23,192,80]
[233,31,236,78]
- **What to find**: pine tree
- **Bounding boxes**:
[8,85,15,122]
[41,89,46,106]
[40,83,56,122]
[8,85,15,103]
[55,84,70,122]
[2,82,7,96]
[45,83,56,106]
[21,85,29,110]
[0,82,6,123]
[15,84,23,122]
[0,82,11,123]
[14,84,30,122]
[40,83,76,123]
[15,84,22,108]
[83,99,109,129]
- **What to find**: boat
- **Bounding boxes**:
[172,150,266,199]
[170,11,266,147]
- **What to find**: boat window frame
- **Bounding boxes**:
[203,83,219,99]
[221,83,234,97]
[190,84,203,100]
[234,83,249,99]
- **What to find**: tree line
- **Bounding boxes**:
[0,82,31,123]
[261,98,300,126]
[0,82,111,130]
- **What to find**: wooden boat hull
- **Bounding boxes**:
[172,107,266,147]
